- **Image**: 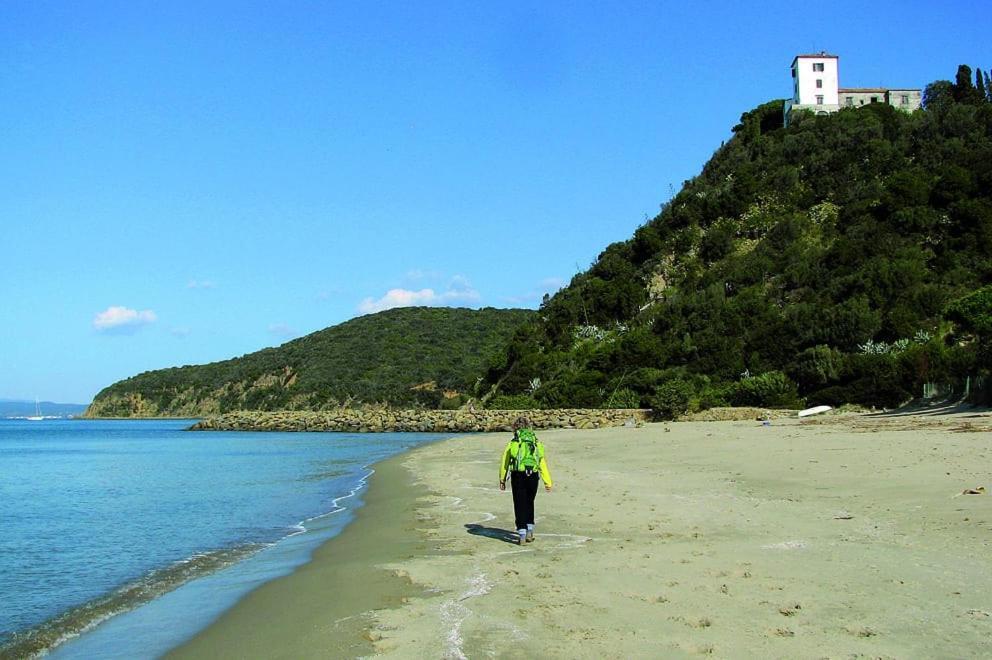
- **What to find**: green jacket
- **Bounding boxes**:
[499,430,553,485]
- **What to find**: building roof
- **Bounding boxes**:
[839,87,887,93]
[792,52,838,64]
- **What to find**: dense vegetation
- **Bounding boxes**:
[87,307,534,416]
[480,64,992,416]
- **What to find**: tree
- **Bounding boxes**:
[923,80,954,113]
[953,64,983,104]
[955,64,973,98]
[977,69,988,102]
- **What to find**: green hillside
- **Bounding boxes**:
[86,306,534,417]
[481,65,992,415]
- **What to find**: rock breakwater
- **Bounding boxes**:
[189,409,650,433]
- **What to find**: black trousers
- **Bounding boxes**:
[510,471,541,531]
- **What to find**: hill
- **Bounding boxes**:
[86,307,535,417]
[480,65,992,415]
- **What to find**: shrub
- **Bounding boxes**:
[487,394,541,410]
[625,368,667,395]
[409,388,443,409]
[602,387,641,409]
[945,285,992,336]
[812,354,913,409]
[790,345,842,391]
[439,394,466,410]
[731,371,802,408]
[695,381,733,409]
[649,379,694,420]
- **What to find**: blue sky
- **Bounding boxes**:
[1,1,987,403]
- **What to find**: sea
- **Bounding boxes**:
[0,419,449,658]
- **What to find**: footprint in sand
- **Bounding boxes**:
[673,642,715,655]
[669,615,712,629]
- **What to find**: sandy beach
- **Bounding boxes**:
[173,409,992,658]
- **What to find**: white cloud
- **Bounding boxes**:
[93,306,158,333]
[187,279,216,289]
[359,288,437,313]
[358,276,481,314]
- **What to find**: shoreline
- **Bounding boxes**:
[165,410,992,657]
[167,446,439,658]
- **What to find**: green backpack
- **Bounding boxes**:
[511,428,542,474]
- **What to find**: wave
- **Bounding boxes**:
[0,544,265,660]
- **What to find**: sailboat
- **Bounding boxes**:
[26,399,43,421]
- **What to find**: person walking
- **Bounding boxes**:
[499,416,553,545]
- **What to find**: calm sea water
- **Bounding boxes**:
[0,419,448,658]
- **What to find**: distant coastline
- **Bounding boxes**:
[0,400,88,419]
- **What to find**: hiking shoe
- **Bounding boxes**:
[526,530,535,543]
[516,532,526,545]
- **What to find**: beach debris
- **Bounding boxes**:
[798,405,832,418]
[762,540,807,550]
[954,486,987,497]
[833,512,854,520]
[778,603,802,617]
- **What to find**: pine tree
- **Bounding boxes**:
[977,69,988,102]
[953,64,985,104]
[954,64,974,101]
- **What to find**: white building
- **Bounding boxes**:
[784,53,921,124]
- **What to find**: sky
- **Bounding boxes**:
[1,1,988,403]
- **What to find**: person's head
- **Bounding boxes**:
[512,416,530,431]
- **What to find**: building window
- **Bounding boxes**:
[816,95,824,105]
[870,96,878,103]
[901,95,909,105]
[816,79,823,88]
[813,62,824,72]
[845,97,853,106]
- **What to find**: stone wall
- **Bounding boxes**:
[189,408,650,433]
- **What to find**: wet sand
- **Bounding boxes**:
[174,411,992,658]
